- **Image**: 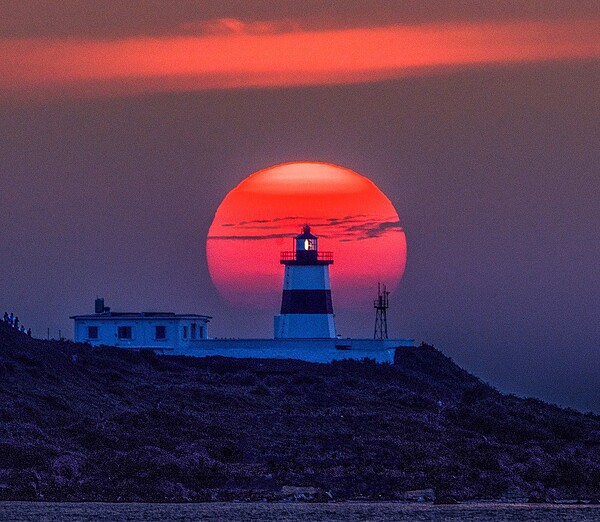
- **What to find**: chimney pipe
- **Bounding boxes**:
[95,298,105,314]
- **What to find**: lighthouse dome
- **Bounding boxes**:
[297,225,317,240]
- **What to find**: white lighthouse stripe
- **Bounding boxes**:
[283,265,332,290]
[274,313,336,339]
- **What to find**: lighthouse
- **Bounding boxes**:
[274,225,336,338]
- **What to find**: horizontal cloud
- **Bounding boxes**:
[209,214,403,242]
[2,2,599,39]
[181,18,300,36]
[1,19,599,103]
[222,216,306,227]
[207,233,293,241]
[347,220,404,240]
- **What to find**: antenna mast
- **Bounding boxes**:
[374,282,390,339]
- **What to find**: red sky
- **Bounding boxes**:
[1,12,599,102]
[1,2,600,410]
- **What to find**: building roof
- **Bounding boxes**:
[70,312,212,320]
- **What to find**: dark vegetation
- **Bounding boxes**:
[1,320,599,502]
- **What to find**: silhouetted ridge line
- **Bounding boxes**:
[1,320,599,503]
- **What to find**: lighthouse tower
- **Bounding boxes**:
[274,225,336,338]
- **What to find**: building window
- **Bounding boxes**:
[155,325,166,340]
[183,326,188,339]
[87,326,98,339]
[191,323,197,339]
[118,326,132,340]
[199,326,204,339]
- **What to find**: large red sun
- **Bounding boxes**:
[207,162,407,308]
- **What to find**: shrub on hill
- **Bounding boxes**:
[0,321,599,501]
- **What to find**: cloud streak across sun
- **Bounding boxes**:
[210,214,403,242]
[1,18,599,102]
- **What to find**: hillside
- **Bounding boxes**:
[1,320,599,502]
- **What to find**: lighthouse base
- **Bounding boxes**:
[274,314,336,339]
[151,338,415,364]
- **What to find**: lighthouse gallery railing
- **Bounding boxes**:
[280,251,334,262]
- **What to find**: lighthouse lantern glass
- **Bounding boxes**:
[302,238,316,251]
[295,226,318,255]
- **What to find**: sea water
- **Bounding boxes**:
[1,501,599,522]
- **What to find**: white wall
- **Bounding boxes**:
[282,265,331,290]
[274,313,336,338]
[170,338,414,364]
[73,317,208,349]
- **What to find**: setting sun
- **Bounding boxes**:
[207,162,407,308]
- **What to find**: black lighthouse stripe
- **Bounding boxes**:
[280,290,333,314]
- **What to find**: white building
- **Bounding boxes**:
[71,299,211,350]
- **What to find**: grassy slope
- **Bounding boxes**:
[1,321,599,502]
